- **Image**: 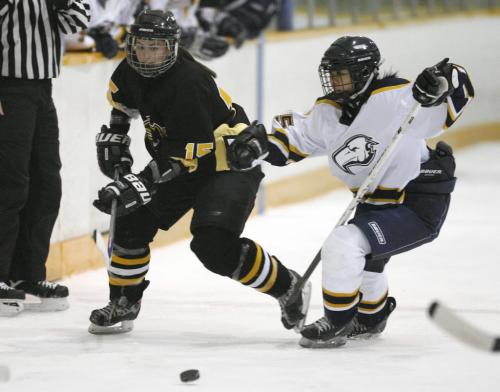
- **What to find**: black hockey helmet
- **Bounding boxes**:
[319,36,380,102]
[126,9,181,78]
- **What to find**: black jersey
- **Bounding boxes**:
[106,50,249,175]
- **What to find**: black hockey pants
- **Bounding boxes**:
[0,78,62,282]
[358,142,456,273]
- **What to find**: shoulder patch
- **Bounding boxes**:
[274,113,294,127]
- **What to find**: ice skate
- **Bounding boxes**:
[89,280,149,335]
[88,296,141,335]
[278,270,312,332]
[10,280,69,312]
[0,282,25,316]
[299,316,354,348]
[349,297,397,340]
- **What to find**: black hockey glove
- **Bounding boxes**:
[96,125,133,179]
[228,121,269,171]
[225,0,278,39]
[180,27,230,60]
[196,8,246,48]
[413,58,456,107]
[93,173,152,216]
[87,25,119,59]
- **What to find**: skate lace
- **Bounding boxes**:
[278,272,298,308]
[0,282,14,290]
[100,301,117,318]
[312,317,333,333]
[350,317,369,336]
[38,281,59,289]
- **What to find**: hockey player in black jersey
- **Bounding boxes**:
[228,36,474,348]
[88,9,311,334]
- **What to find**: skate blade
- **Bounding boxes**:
[294,281,313,333]
[0,301,24,316]
[88,320,134,335]
[349,332,382,341]
[24,297,69,312]
[299,335,348,349]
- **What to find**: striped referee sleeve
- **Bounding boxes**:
[55,0,91,34]
[0,0,90,79]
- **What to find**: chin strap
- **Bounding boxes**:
[338,71,378,126]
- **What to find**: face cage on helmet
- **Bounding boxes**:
[319,63,377,102]
[126,35,178,78]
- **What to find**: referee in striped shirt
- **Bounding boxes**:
[0,0,90,314]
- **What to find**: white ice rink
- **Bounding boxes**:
[2,142,500,391]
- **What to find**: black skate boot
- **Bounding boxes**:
[278,270,312,332]
[349,297,397,340]
[299,316,355,348]
[10,280,69,312]
[0,282,25,316]
[88,280,149,335]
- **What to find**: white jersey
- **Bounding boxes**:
[268,79,455,205]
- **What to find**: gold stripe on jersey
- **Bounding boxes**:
[371,82,411,96]
[256,256,278,293]
[351,186,405,205]
[213,122,248,171]
[106,80,139,119]
[315,98,342,110]
[239,243,263,284]
[269,127,309,163]
[268,134,288,156]
[358,291,388,314]
[323,288,360,311]
[218,87,233,110]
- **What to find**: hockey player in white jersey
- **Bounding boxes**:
[227,36,474,348]
[66,0,279,60]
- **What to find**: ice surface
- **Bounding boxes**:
[1,143,500,391]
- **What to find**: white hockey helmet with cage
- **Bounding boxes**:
[126,9,181,78]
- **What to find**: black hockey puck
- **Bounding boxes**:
[180,369,200,383]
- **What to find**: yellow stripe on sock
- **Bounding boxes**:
[257,256,278,293]
[239,244,263,284]
[111,253,150,266]
[109,276,145,286]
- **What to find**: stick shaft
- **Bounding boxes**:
[107,168,120,261]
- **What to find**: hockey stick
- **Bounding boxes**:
[428,301,500,352]
[107,167,120,261]
[92,167,120,266]
[286,102,422,308]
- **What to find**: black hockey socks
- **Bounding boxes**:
[190,227,292,298]
[233,239,291,298]
[107,244,150,294]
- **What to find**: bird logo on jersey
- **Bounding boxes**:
[144,117,167,149]
[333,135,379,174]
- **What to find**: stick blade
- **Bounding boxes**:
[92,229,110,266]
[428,301,499,352]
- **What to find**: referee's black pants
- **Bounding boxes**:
[0,78,62,282]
